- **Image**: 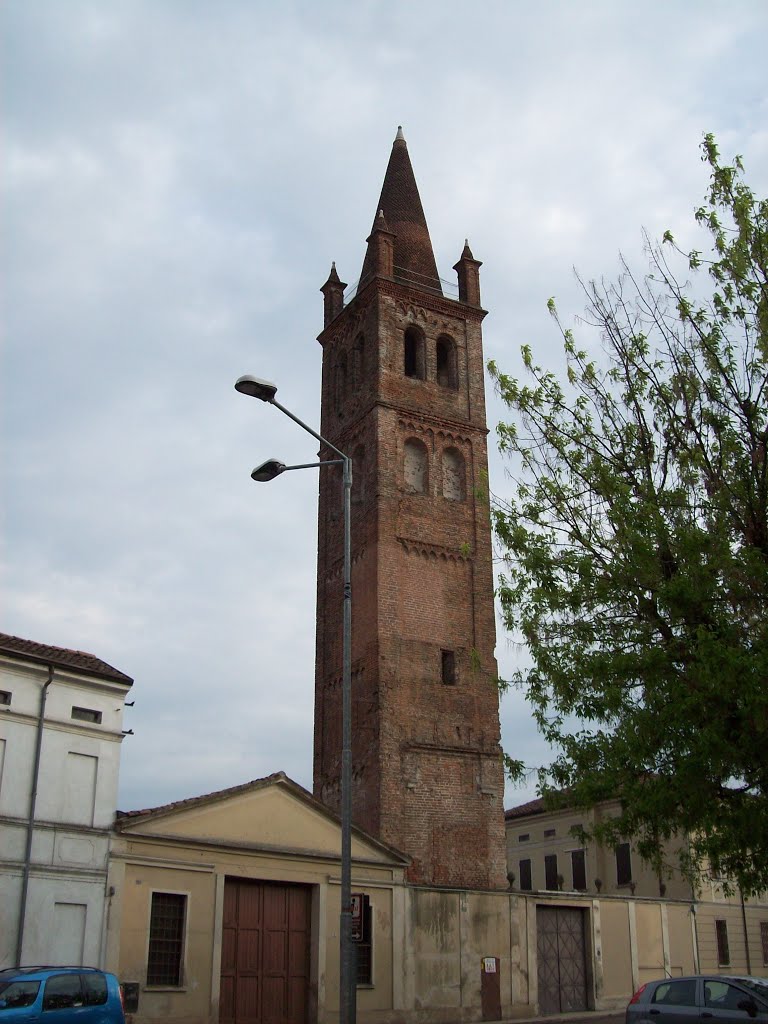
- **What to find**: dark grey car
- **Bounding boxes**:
[626,976,768,1024]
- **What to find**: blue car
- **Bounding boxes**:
[0,967,126,1024]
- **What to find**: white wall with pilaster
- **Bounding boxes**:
[0,651,131,968]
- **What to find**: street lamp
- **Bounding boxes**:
[235,375,355,1024]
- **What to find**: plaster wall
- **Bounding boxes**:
[0,655,130,968]
[696,900,768,975]
[598,899,633,1001]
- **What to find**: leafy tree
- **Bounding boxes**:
[490,135,768,895]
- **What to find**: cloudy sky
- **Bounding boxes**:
[3,1,767,813]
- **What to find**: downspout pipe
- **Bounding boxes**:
[15,664,54,966]
[740,888,752,974]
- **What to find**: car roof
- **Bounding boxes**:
[0,967,104,978]
[647,976,768,987]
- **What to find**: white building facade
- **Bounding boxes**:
[0,632,133,968]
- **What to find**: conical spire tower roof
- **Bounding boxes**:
[361,127,442,295]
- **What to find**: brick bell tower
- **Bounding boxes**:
[313,128,507,889]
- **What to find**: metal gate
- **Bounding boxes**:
[536,905,588,1015]
[220,878,311,1024]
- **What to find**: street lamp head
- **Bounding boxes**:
[235,375,278,402]
[251,459,287,482]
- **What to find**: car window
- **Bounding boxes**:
[0,982,41,1011]
[652,980,698,1007]
[738,980,768,1006]
[81,975,107,1007]
[42,976,83,1011]
[705,982,755,1012]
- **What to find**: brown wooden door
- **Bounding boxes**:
[536,906,588,1015]
[220,878,311,1024]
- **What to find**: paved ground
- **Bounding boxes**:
[499,1012,624,1024]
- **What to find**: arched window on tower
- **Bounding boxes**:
[352,444,366,504]
[404,438,428,494]
[442,447,465,501]
[436,335,458,389]
[336,351,348,416]
[404,326,426,380]
[353,334,366,388]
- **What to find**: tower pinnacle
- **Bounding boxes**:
[360,127,441,294]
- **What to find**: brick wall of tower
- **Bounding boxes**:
[314,267,507,891]
[314,293,384,834]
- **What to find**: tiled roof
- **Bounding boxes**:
[0,631,133,686]
[504,796,547,820]
[360,127,442,295]
[116,772,288,820]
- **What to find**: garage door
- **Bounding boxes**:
[536,906,588,1015]
[220,878,311,1024]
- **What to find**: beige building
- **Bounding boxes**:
[505,794,768,992]
[505,795,693,900]
[105,774,409,1024]
[105,771,768,1024]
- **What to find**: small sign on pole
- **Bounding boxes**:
[351,894,363,942]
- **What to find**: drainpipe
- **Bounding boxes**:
[15,664,54,967]
[740,889,752,974]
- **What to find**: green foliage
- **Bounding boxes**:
[491,135,768,895]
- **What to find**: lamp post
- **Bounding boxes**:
[235,375,355,1024]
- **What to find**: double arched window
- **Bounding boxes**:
[402,440,466,500]
[403,328,458,388]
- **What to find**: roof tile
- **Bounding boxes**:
[0,631,133,686]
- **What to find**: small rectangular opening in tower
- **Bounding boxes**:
[441,650,456,685]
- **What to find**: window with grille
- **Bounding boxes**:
[519,858,532,891]
[147,892,186,986]
[571,849,587,891]
[615,842,632,886]
[761,921,768,965]
[353,894,372,985]
[0,690,11,705]
[544,854,558,890]
[715,919,730,966]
